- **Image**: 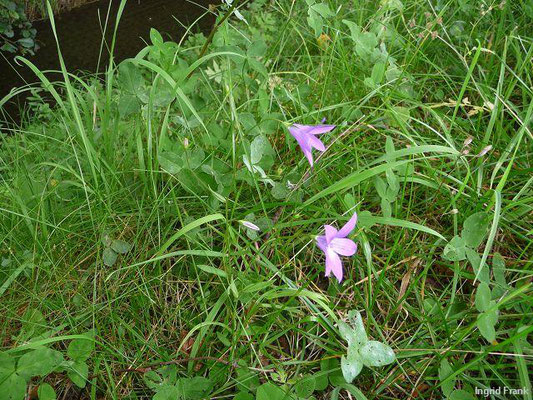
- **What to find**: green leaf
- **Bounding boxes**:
[370,62,386,86]
[176,168,215,195]
[443,235,467,261]
[492,253,507,295]
[37,383,56,400]
[153,385,179,400]
[341,354,363,383]
[359,341,395,367]
[310,3,335,17]
[18,308,46,340]
[118,62,144,94]
[17,38,34,48]
[250,135,273,165]
[150,28,164,47]
[475,283,491,312]
[0,352,16,378]
[177,377,213,399]
[347,310,368,347]
[159,151,183,174]
[313,370,328,391]
[271,182,289,200]
[0,371,26,400]
[67,338,94,362]
[67,361,89,388]
[462,212,490,248]
[110,240,131,254]
[102,247,118,267]
[17,348,64,380]
[118,94,141,116]
[233,392,254,400]
[256,382,288,400]
[197,264,227,278]
[477,311,497,342]
[374,176,387,198]
[293,375,316,397]
[438,359,455,397]
[466,248,489,284]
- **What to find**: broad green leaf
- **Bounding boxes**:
[492,253,507,296]
[466,248,489,284]
[293,375,316,397]
[475,283,491,312]
[102,247,118,267]
[67,361,88,388]
[359,341,395,367]
[462,212,490,248]
[153,385,179,400]
[341,354,363,383]
[17,348,64,380]
[438,359,455,397]
[118,62,144,94]
[338,321,357,347]
[477,312,496,342]
[37,383,56,400]
[250,135,273,165]
[310,3,335,17]
[0,371,26,400]
[0,352,16,379]
[381,198,392,218]
[313,371,329,391]
[347,310,368,347]
[67,338,94,362]
[150,28,164,47]
[374,176,387,198]
[177,376,213,399]
[233,392,254,400]
[370,62,386,85]
[159,151,183,174]
[118,94,141,116]
[443,235,467,261]
[110,240,131,254]
[255,382,287,400]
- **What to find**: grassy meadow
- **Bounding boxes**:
[0,0,532,399]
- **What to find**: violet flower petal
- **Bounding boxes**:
[324,225,338,243]
[307,134,326,152]
[306,124,336,135]
[329,238,357,256]
[325,248,343,282]
[337,212,358,238]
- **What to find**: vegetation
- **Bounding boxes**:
[1,0,37,54]
[1,0,532,399]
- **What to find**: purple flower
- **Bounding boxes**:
[316,213,358,282]
[288,122,336,167]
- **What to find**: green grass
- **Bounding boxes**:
[1,0,532,399]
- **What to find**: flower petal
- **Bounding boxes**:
[325,248,343,282]
[330,238,357,256]
[307,124,336,135]
[324,225,338,243]
[337,212,358,238]
[302,147,314,166]
[316,236,327,253]
[308,134,326,152]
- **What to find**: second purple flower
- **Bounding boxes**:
[288,122,336,167]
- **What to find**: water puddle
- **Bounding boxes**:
[0,0,214,122]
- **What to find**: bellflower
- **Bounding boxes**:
[316,212,358,282]
[288,122,336,167]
